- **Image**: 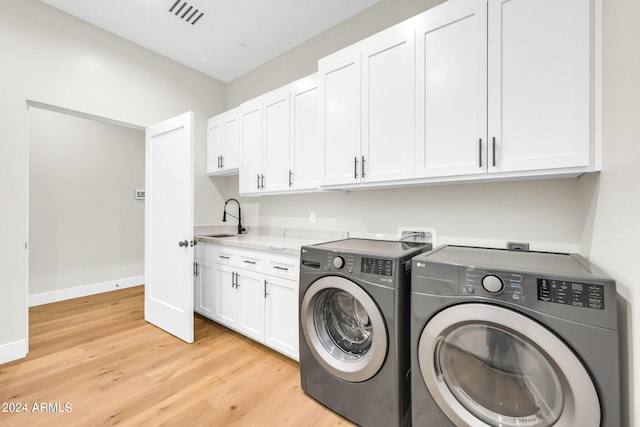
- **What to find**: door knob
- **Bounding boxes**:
[178,240,189,247]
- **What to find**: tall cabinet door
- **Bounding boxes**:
[239,101,263,194]
[319,46,362,186]
[415,0,487,178]
[194,260,216,318]
[206,116,223,174]
[488,0,592,173]
[221,107,241,171]
[265,276,299,360]
[290,75,320,191]
[361,23,416,182]
[262,88,291,193]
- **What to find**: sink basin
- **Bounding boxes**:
[201,234,237,238]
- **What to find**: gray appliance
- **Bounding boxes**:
[411,245,620,427]
[299,238,432,427]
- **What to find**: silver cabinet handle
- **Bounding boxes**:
[361,156,366,178]
[492,137,496,167]
[289,170,293,187]
[243,260,256,265]
[257,174,260,190]
[354,157,358,179]
[479,138,483,168]
[219,255,230,260]
[261,174,265,189]
[273,266,289,271]
[264,279,268,298]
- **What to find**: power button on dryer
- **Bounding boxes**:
[332,256,345,269]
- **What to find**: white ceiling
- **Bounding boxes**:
[39,0,381,82]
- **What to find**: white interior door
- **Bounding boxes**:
[145,111,194,344]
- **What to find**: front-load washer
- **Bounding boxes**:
[299,238,432,427]
[411,245,620,427]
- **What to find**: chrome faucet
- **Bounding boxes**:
[222,198,246,235]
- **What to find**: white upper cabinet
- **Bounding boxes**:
[487,0,593,173]
[415,0,488,177]
[319,22,415,187]
[239,74,321,195]
[319,46,362,186]
[238,100,263,194]
[290,75,321,191]
[262,87,291,193]
[415,0,596,180]
[361,23,416,183]
[207,107,241,175]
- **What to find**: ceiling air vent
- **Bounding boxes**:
[169,0,204,25]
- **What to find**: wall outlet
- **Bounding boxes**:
[309,212,316,223]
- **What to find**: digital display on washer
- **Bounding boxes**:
[361,257,393,276]
[537,278,604,310]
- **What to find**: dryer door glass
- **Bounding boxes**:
[437,324,562,426]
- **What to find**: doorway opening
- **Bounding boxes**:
[26,101,145,313]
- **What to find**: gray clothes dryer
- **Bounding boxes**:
[411,246,620,427]
[299,238,431,427]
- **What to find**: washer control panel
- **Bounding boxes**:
[537,278,605,310]
[464,268,524,303]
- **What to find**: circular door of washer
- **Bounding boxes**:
[300,276,388,383]
[418,304,600,427]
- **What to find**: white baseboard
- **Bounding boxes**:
[29,276,144,307]
[0,339,28,365]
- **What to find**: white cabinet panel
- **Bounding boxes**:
[416,0,487,177]
[207,107,241,175]
[361,23,416,182]
[214,264,238,327]
[194,260,216,319]
[290,78,321,191]
[239,101,263,194]
[262,88,291,192]
[237,269,266,341]
[265,277,299,360]
[320,47,362,186]
[488,0,592,172]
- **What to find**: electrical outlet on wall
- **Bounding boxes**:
[309,212,316,223]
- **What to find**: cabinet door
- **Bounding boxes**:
[319,46,362,186]
[262,87,291,192]
[265,276,299,360]
[361,22,416,182]
[194,260,216,319]
[214,264,238,327]
[415,0,488,177]
[290,75,321,191]
[239,100,264,194]
[221,107,241,171]
[206,115,223,174]
[236,269,266,342]
[488,0,592,173]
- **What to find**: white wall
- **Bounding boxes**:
[29,108,144,300]
[0,0,227,363]
[225,0,638,424]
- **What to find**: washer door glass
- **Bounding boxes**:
[437,324,562,426]
[301,276,388,382]
[418,304,600,427]
[317,289,373,358]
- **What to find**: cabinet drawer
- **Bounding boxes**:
[267,255,299,280]
[212,246,237,266]
[238,250,267,273]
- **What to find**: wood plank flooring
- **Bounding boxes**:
[0,286,354,426]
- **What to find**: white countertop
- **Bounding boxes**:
[194,226,348,256]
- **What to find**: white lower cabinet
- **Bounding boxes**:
[194,243,299,360]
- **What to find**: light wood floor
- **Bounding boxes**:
[0,286,354,426]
